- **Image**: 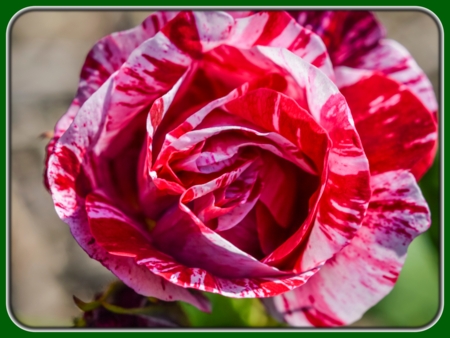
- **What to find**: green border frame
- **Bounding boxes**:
[2,1,446,335]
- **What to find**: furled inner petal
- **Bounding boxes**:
[192,157,263,232]
[219,208,265,259]
[143,73,329,267]
[136,44,370,280]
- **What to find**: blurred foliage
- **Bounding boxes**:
[419,153,440,249]
[180,294,285,328]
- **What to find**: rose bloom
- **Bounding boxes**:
[44,10,438,327]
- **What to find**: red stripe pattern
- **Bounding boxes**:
[45,10,437,326]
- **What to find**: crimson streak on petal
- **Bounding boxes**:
[267,170,430,326]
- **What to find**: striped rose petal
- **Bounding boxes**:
[290,10,385,66]
[48,10,335,187]
[352,39,438,119]
[139,74,305,221]
[224,11,334,79]
[48,11,238,220]
[46,12,219,303]
[267,170,430,326]
[148,81,329,268]
[251,47,371,272]
[45,10,437,323]
[44,12,178,188]
[46,84,209,311]
[57,11,178,133]
[86,191,320,298]
[337,68,437,180]
[154,74,324,177]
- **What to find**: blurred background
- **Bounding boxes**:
[9,10,440,328]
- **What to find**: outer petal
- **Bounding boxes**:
[52,11,178,137]
[351,39,438,116]
[46,68,209,311]
[44,12,178,187]
[289,10,385,66]
[48,12,238,211]
[83,192,210,311]
[267,170,431,327]
[86,192,320,299]
[336,68,437,180]
[193,11,334,79]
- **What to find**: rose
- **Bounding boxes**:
[45,10,437,327]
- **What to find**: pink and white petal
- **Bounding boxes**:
[337,68,437,179]
[44,12,178,179]
[47,78,116,221]
[180,150,259,202]
[152,75,249,169]
[142,253,320,298]
[226,11,334,79]
[352,39,438,117]
[152,54,292,154]
[92,38,191,157]
[47,12,203,196]
[267,170,430,327]
[82,210,210,311]
[45,76,208,311]
[150,63,243,157]
[255,47,371,272]
[61,190,211,311]
[85,192,319,299]
[215,193,260,232]
[214,164,262,231]
[146,69,192,145]
[223,87,330,175]
[152,193,292,279]
[46,10,336,186]
[290,10,385,66]
[89,11,261,157]
[75,11,178,109]
[158,98,318,175]
[135,71,195,216]
[111,9,335,146]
